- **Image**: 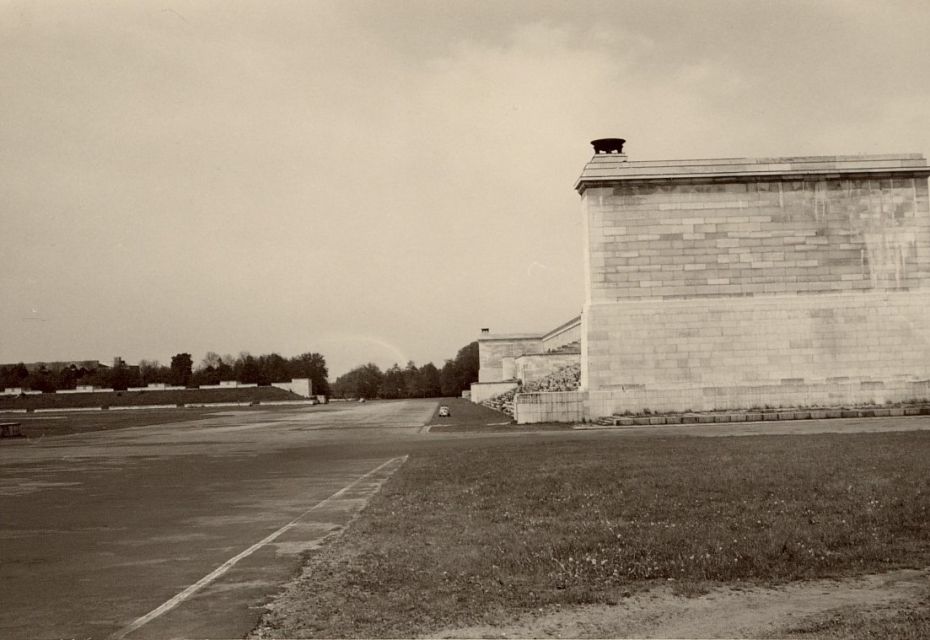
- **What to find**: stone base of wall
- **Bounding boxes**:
[587,377,930,417]
[514,391,586,424]
[584,289,930,417]
[470,381,518,404]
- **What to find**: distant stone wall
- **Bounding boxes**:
[271,378,312,398]
[477,335,543,383]
[199,381,258,390]
[577,153,930,415]
[57,386,115,394]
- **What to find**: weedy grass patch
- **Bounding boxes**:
[258,431,930,638]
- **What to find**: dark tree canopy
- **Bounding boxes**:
[170,353,194,387]
[3,349,334,396]
[331,340,479,400]
[332,363,383,399]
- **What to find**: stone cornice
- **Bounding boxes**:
[575,153,930,193]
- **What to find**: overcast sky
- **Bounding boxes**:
[2,0,929,377]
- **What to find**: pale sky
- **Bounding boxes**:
[2,0,929,376]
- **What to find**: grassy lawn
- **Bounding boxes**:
[0,386,302,411]
[427,397,570,432]
[258,431,930,638]
[0,406,266,437]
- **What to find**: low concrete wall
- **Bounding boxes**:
[514,391,586,424]
[126,384,186,392]
[470,381,518,403]
[199,382,258,389]
[271,378,312,398]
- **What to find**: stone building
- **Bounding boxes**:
[480,139,930,422]
[469,319,580,403]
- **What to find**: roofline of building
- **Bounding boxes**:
[477,333,544,342]
[574,153,930,193]
[541,314,581,341]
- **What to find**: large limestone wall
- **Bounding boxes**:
[583,177,930,301]
[580,161,930,415]
[586,290,930,413]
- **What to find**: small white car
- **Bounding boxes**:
[438,405,451,417]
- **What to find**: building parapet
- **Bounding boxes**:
[575,153,930,192]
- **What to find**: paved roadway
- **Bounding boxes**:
[0,400,443,640]
[3,400,930,640]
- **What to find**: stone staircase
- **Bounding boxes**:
[548,340,580,354]
[482,363,581,417]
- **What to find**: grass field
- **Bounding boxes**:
[256,430,930,638]
[427,397,570,432]
[0,406,268,438]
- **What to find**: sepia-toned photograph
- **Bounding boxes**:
[2,1,929,638]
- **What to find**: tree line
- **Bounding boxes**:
[0,351,329,395]
[331,341,478,400]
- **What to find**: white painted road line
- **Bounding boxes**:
[108,455,408,640]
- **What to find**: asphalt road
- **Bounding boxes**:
[0,400,443,640]
[4,399,930,640]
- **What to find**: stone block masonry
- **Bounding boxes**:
[515,352,580,385]
[477,334,544,383]
[576,150,930,416]
[581,174,930,302]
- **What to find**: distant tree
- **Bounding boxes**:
[109,360,134,391]
[82,366,111,388]
[453,341,479,392]
[235,353,261,384]
[439,360,459,396]
[379,364,406,399]
[418,362,442,398]
[26,365,56,393]
[288,352,330,396]
[333,363,382,399]
[140,360,171,385]
[55,365,78,390]
[200,352,223,370]
[215,359,234,382]
[2,363,29,389]
[402,361,422,398]
[192,367,217,387]
[258,353,290,384]
[170,353,194,387]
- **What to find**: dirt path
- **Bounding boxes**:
[431,568,929,639]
